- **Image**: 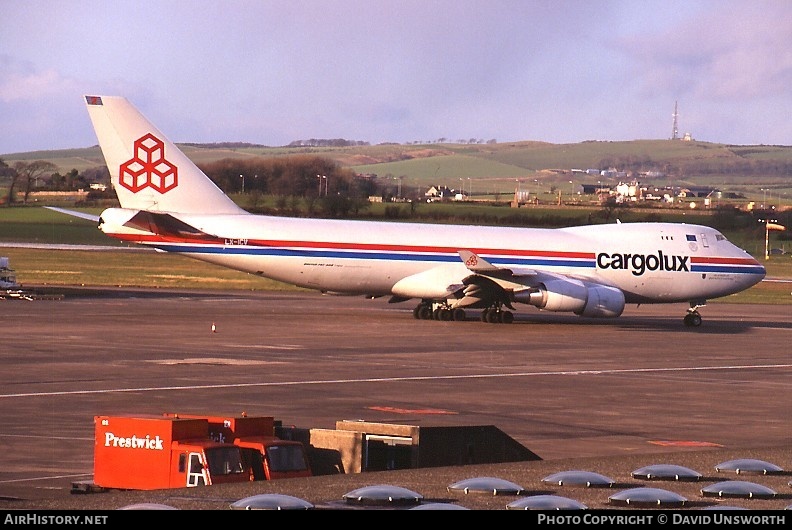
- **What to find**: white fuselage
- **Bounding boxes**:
[100,208,765,305]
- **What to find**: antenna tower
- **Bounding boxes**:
[671,101,679,140]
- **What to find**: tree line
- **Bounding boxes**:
[595,154,792,178]
[0,155,396,212]
[0,159,110,205]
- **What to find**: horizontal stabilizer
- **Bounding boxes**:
[123,211,216,240]
[44,206,100,223]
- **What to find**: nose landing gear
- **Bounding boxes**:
[684,302,705,327]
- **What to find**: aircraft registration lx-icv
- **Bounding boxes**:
[65,95,766,327]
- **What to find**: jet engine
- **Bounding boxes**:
[512,278,625,318]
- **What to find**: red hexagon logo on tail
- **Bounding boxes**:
[119,133,178,193]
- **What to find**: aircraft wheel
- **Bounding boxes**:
[500,310,514,324]
[432,308,442,320]
[439,309,452,321]
[480,309,489,322]
[487,310,501,324]
[418,305,433,320]
[452,308,466,321]
[413,305,422,319]
[684,312,702,327]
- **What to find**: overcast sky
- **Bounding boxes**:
[1,0,791,155]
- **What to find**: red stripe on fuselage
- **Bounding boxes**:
[105,232,595,259]
[691,256,761,266]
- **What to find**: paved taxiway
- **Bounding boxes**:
[1,288,790,511]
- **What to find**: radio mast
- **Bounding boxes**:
[671,101,679,140]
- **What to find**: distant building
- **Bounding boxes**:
[581,183,611,195]
[28,190,89,201]
[424,185,454,201]
[681,186,717,198]
[425,186,441,198]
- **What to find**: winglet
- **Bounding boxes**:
[458,250,501,273]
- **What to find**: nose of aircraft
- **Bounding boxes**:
[744,258,767,289]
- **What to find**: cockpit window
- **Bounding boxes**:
[716,234,726,241]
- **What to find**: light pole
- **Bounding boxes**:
[240,174,244,193]
[765,221,769,260]
[764,220,772,260]
[763,218,785,260]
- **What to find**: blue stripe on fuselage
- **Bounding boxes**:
[151,243,595,269]
[692,264,767,275]
[149,243,765,277]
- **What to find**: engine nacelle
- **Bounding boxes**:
[513,279,625,318]
[577,283,625,318]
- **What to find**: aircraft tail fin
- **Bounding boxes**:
[84,95,244,215]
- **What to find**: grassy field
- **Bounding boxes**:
[2,247,295,291]
[0,206,111,245]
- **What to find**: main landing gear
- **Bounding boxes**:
[683,302,705,327]
[480,306,514,324]
[413,301,516,324]
[413,301,466,321]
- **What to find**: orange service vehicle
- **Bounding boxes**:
[163,413,312,481]
[89,415,250,491]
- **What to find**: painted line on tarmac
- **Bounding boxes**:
[2,363,791,399]
[0,473,92,485]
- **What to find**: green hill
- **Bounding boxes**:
[3,139,791,205]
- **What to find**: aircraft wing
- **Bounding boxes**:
[459,249,596,284]
[391,250,544,310]
[452,250,625,317]
[454,250,539,310]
